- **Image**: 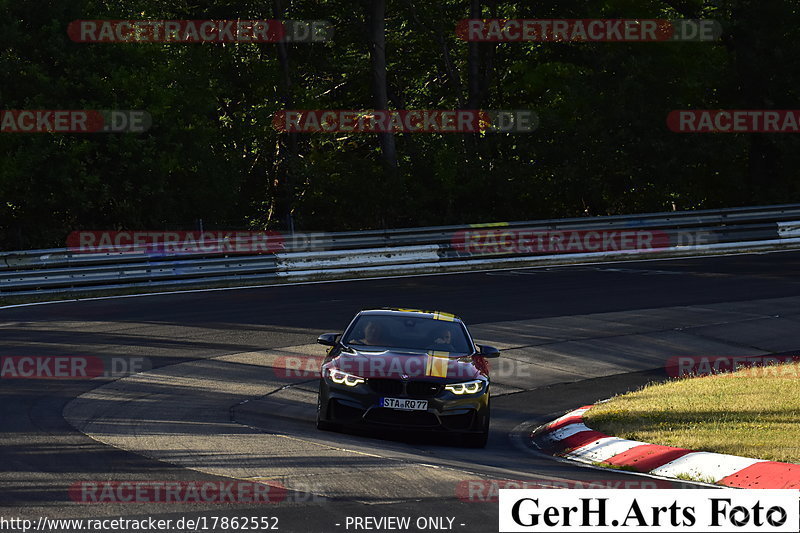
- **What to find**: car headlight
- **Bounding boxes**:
[445,380,484,395]
[327,369,365,387]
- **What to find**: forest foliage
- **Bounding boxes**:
[1,0,799,249]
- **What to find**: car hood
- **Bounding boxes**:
[329,348,482,381]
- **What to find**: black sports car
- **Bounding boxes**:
[315,308,500,447]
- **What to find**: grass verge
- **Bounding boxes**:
[584,362,800,464]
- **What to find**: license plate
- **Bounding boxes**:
[381,398,428,411]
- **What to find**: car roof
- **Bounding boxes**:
[358,308,463,323]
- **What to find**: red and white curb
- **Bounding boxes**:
[531,405,800,489]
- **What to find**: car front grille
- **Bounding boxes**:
[406,381,442,398]
[367,379,404,396]
[367,379,442,398]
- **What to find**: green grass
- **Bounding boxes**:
[675,473,717,484]
[584,362,800,464]
[591,462,638,472]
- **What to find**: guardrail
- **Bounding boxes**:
[3,204,800,300]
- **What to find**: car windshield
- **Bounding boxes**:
[343,315,472,354]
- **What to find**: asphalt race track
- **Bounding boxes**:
[3,251,800,532]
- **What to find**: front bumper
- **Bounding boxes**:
[318,378,490,433]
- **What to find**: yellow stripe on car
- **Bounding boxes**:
[394,308,424,314]
[426,351,450,378]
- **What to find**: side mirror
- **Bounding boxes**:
[476,344,501,358]
[317,333,340,347]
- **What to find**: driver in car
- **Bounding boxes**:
[432,327,454,350]
[354,320,384,345]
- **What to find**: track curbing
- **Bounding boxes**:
[531,405,800,489]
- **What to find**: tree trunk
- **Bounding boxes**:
[729,0,777,203]
[270,0,299,230]
[368,0,399,171]
[465,0,482,109]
